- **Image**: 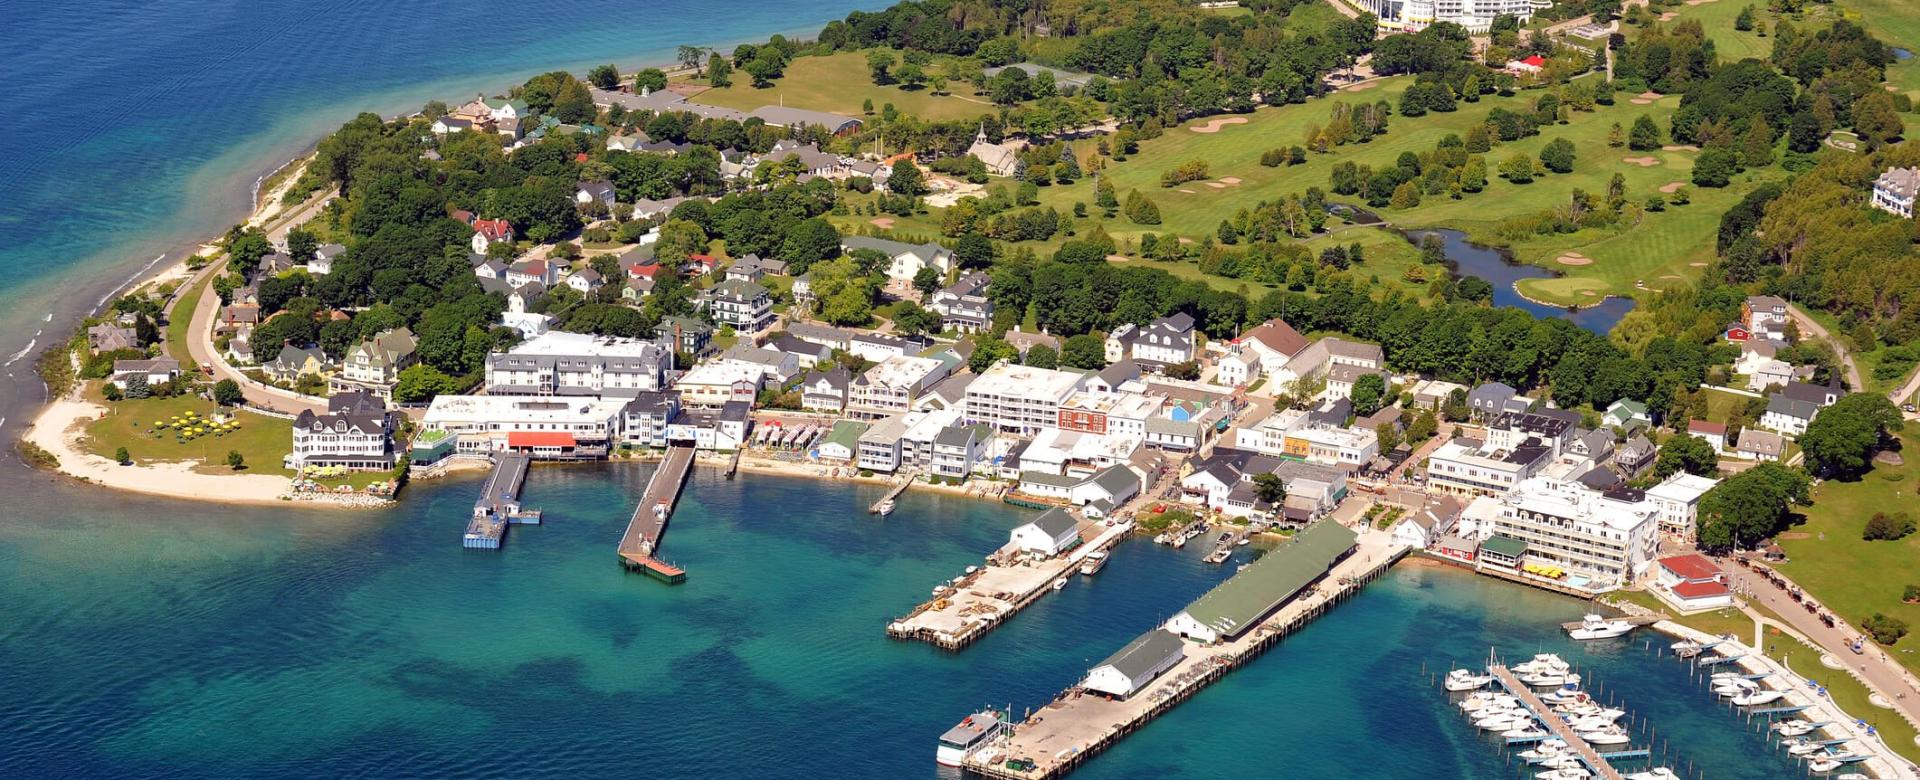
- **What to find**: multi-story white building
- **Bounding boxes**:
[847,355,952,419]
[1644,472,1719,535]
[1479,476,1663,588]
[1426,436,1554,498]
[620,391,681,449]
[1872,166,1920,219]
[1362,0,1538,33]
[421,395,627,457]
[1057,390,1164,439]
[332,327,416,399]
[964,363,1088,434]
[674,360,764,407]
[701,279,775,332]
[1246,408,1380,467]
[286,408,393,470]
[485,331,669,398]
[929,272,992,333]
[1106,313,1197,367]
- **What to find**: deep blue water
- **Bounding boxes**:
[1408,228,1638,335]
[0,0,876,427]
[0,466,1810,778]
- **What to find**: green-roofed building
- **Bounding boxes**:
[1478,535,1528,570]
[1165,521,1358,643]
[818,420,870,462]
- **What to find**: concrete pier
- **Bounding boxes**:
[887,520,1130,651]
[962,529,1406,779]
[463,452,537,549]
[619,443,694,583]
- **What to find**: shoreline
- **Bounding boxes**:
[22,397,295,507]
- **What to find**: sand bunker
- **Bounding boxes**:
[1581,290,1599,296]
[1189,116,1248,134]
[1638,91,1663,100]
[1219,177,1242,185]
[1659,181,1687,193]
[1630,98,1655,105]
[1178,188,1197,194]
[1106,254,1130,263]
[1658,11,1677,20]
[1205,182,1227,189]
[1662,144,1700,152]
[1684,0,1716,6]
[869,218,895,229]
[1622,156,1661,167]
[1689,262,1708,267]
[1555,253,1593,266]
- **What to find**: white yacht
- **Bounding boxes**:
[1541,686,1586,705]
[1051,577,1067,591]
[1773,719,1818,737]
[1578,726,1632,746]
[876,499,896,516]
[1733,690,1786,706]
[1569,613,1635,640]
[1079,550,1108,576]
[1785,738,1829,757]
[1502,725,1549,740]
[1520,739,1570,764]
[1522,670,1581,688]
[1445,668,1493,692]
[936,709,1008,766]
[1810,755,1856,773]
[1626,769,1681,780]
[1513,654,1569,674]
[1475,711,1531,731]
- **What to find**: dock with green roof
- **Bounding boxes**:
[963,524,1406,780]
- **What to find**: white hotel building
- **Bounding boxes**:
[1478,476,1662,587]
[964,363,1088,435]
[1355,0,1540,33]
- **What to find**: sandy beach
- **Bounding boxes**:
[24,397,294,505]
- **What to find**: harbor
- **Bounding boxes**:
[887,508,1131,651]
[617,443,694,583]
[461,452,540,549]
[961,524,1405,780]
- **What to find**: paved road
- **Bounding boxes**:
[1788,303,1866,392]
[1723,559,1920,734]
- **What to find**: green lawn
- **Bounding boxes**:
[1776,434,1920,676]
[1034,79,1756,305]
[166,272,210,365]
[79,385,295,476]
[683,51,997,124]
[1280,0,1344,33]
[1653,0,1774,62]
[1838,0,1920,99]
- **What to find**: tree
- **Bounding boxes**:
[1695,463,1811,551]
[1800,393,1903,477]
[678,45,707,74]
[653,219,710,265]
[633,67,668,93]
[866,50,896,85]
[912,266,944,299]
[393,364,460,403]
[967,337,1017,374]
[212,378,243,407]
[1863,512,1916,541]
[1853,91,1905,148]
[1734,5,1755,30]
[1025,344,1059,369]
[1252,473,1288,505]
[1655,433,1718,478]
[1376,421,1404,453]
[1628,114,1663,151]
[1389,181,1422,209]
[226,450,246,471]
[887,161,928,197]
[809,257,877,326]
[1539,137,1577,173]
[1691,148,1740,188]
[587,64,620,89]
[1123,191,1162,224]
[114,447,131,465]
[1864,613,1910,645]
[1499,152,1536,183]
[891,301,941,336]
[1350,372,1388,415]
[707,54,732,88]
[1062,334,1106,369]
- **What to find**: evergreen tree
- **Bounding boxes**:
[1739,120,1775,168]
[1628,115,1663,151]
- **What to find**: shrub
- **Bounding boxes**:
[1863,512,1915,541]
[1260,148,1287,167]
[1864,613,1910,645]
[1158,159,1211,187]
[114,447,131,465]
[1905,584,1920,604]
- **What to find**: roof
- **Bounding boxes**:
[1658,554,1720,581]
[1095,359,1143,388]
[1019,470,1081,489]
[820,419,870,452]
[1737,429,1785,456]
[1176,521,1356,639]
[934,424,976,448]
[1092,629,1185,679]
[1480,535,1528,557]
[1688,420,1727,435]
[1672,580,1731,599]
[841,235,948,259]
[1088,465,1138,498]
[1323,337,1384,364]
[750,105,862,131]
[1777,381,1836,407]
[1025,507,1079,538]
[507,431,576,447]
[1765,394,1818,421]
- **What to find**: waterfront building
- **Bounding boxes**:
[108,357,182,391]
[1083,630,1185,699]
[484,331,668,398]
[857,413,912,472]
[85,324,136,353]
[817,419,869,462]
[1479,476,1662,588]
[620,391,681,449]
[664,401,751,451]
[1007,508,1082,556]
[331,327,416,399]
[421,395,626,457]
[1165,521,1358,643]
[847,354,952,419]
[674,360,762,407]
[1389,497,1462,550]
[964,363,1088,434]
[930,423,993,479]
[1653,554,1734,611]
[286,405,393,471]
[800,367,850,413]
[1872,166,1919,218]
[1105,313,1196,368]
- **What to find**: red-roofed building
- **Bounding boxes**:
[685,254,717,276]
[471,219,516,254]
[506,431,578,456]
[625,261,662,279]
[1654,554,1733,611]
[1507,55,1547,75]
[1686,419,1727,453]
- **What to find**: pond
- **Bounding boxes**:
[1404,227,1637,335]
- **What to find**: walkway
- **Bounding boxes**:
[1487,663,1624,780]
[1723,558,1920,734]
[1788,303,1865,392]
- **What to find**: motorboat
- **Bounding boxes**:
[1445,668,1494,692]
[1733,690,1786,706]
[1626,769,1681,780]
[1785,738,1828,757]
[1773,720,1818,737]
[1513,654,1569,674]
[1541,686,1587,705]
[1809,756,1855,773]
[1051,578,1067,592]
[1566,713,1625,731]
[1520,740,1570,764]
[1502,725,1550,740]
[1079,551,1108,576]
[1578,726,1632,746]
[1522,671,1581,688]
[1671,640,1704,658]
[1475,711,1531,731]
[1536,755,1584,770]
[1459,693,1518,712]
[876,499,896,516]
[1569,613,1635,640]
[1715,680,1759,698]
[936,709,1009,766]
[965,565,978,575]
[1537,769,1592,780]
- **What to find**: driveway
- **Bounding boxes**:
[1788,303,1865,392]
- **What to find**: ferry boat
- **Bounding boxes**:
[1079,550,1108,576]
[1568,614,1635,640]
[937,709,1009,766]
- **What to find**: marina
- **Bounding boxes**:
[461,452,540,549]
[1481,660,1636,780]
[961,525,1405,780]
[617,443,694,583]
[887,511,1131,651]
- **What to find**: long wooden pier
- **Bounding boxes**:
[618,443,694,583]
[1487,663,1625,780]
[869,471,916,513]
[463,452,538,549]
[963,533,1407,780]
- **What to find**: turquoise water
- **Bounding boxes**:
[0,465,1810,777]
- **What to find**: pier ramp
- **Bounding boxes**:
[619,443,694,583]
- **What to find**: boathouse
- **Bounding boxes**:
[1164,520,1357,643]
[1083,629,1186,698]
[1008,508,1081,556]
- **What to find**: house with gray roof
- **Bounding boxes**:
[840,236,953,283]
[1106,312,1196,367]
[287,407,393,471]
[1084,629,1185,698]
[108,357,181,391]
[1466,382,1518,420]
[88,323,138,354]
[1008,507,1082,555]
[931,423,992,479]
[264,345,329,384]
[1760,393,1820,437]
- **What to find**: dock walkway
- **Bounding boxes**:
[463,452,535,550]
[870,472,915,513]
[963,532,1406,779]
[1486,663,1624,780]
[618,443,694,583]
[888,521,1131,651]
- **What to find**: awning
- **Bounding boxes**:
[507,431,576,448]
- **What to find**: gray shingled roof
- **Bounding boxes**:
[1093,629,1185,679]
